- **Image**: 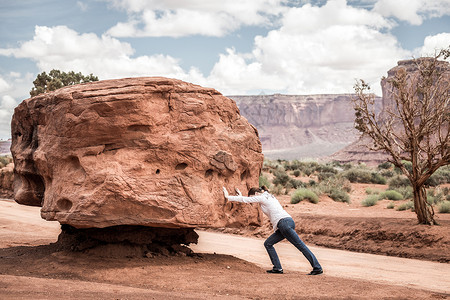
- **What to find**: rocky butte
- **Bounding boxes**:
[330,58,450,165]
[230,94,382,160]
[11,77,264,254]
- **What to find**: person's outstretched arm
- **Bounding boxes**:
[223,187,264,203]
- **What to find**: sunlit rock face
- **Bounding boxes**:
[11,77,264,229]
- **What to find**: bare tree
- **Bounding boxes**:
[353,48,450,225]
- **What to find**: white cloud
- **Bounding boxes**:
[0,2,412,99]
[77,1,88,12]
[0,75,18,139]
[0,95,16,110]
[106,0,286,37]
[206,0,409,95]
[0,78,10,93]
[0,25,195,81]
[9,72,21,78]
[0,96,15,139]
[206,48,286,95]
[416,33,450,56]
[373,0,450,25]
[0,72,34,135]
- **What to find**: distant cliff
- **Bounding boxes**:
[0,140,11,155]
[230,94,382,160]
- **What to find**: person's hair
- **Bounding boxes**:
[248,185,269,196]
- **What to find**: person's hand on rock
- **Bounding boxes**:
[222,187,229,198]
[235,188,242,196]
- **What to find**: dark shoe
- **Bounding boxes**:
[307,269,323,275]
[266,268,283,274]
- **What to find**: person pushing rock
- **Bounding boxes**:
[223,185,323,275]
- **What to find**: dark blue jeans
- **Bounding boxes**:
[264,217,322,271]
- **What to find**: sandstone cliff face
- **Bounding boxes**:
[231,94,381,159]
[11,77,263,229]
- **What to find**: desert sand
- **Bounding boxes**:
[1,193,449,299]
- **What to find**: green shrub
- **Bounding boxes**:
[341,168,371,183]
[362,195,379,207]
[329,188,350,203]
[378,162,393,170]
[365,187,382,195]
[272,184,283,196]
[388,176,411,189]
[273,169,290,186]
[341,168,386,184]
[438,201,450,213]
[395,186,413,199]
[291,188,319,204]
[426,166,450,186]
[289,178,304,189]
[371,173,387,184]
[427,188,444,205]
[314,177,351,203]
[259,175,271,189]
[380,169,395,178]
[396,201,414,211]
[0,156,12,168]
[398,160,413,173]
[379,190,403,200]
[293,170,301,177]
[342,163,352,170]
[316,164,338,174]
[444,188,450,201]
[303,168,313,176]
[387,202,395,209]
[318,172,336,181]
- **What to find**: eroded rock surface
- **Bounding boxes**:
[11,77,263,229]
[231,94,382,159]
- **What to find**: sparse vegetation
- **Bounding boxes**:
[259,175,271,190]
[312,177,351,203]
[291,188,319,204]
[379,190,403,201]
[341,167,386,184]
[362,195,379,207]
[394,186,413,200]
[388,176,411,189]
[396,201,414,211]
[328,188,351,203]
[387,202,395,209]
[0,155,13,168]
[438,201,450,213]
[260,159,448,213]
[366,187,383,195]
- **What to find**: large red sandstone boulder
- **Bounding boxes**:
[11,77,264,229]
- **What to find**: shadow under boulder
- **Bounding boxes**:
[56,224,199,258]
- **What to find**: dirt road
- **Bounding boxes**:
[1,198,449,298]
[192,230,450,294]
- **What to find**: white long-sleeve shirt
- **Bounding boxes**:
[226,191,291,232]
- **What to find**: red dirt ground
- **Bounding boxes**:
[1,181,449,299]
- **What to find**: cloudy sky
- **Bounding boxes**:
[0,0,449,139]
